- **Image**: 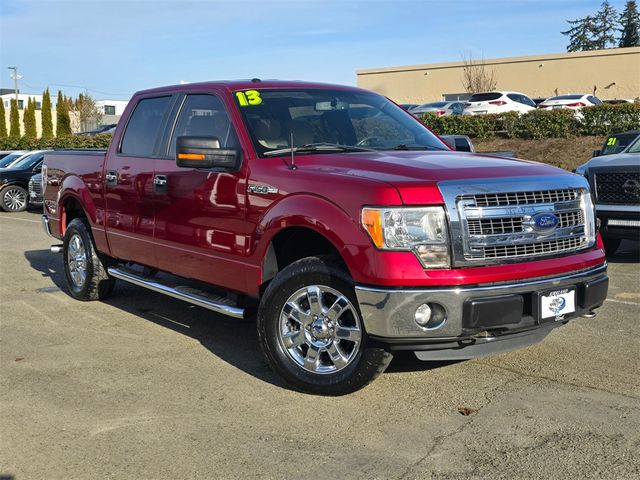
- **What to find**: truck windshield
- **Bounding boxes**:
[233,88,449,157]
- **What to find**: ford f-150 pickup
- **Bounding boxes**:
[41,80,608,395]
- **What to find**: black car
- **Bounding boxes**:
[28,172,43,208]
[592,130,640,157]
[0,150,49,212]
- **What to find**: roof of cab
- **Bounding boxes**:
[133,79,366,97]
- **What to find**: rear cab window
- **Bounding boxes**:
[120,96,172,157]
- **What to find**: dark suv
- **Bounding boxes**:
[0,151,48,212]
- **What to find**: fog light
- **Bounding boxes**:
[414,303,447,330]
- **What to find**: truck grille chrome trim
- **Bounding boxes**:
[438,176,596,267]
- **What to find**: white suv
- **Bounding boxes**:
[463,91,536,115]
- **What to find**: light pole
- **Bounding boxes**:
[8,66,20,102]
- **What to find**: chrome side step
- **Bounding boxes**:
[107,267,245,319]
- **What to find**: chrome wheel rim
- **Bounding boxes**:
[278,285,362,374]
[67,233,87,287]
[3,187,26,211]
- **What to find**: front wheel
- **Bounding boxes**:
[257,256,392,395]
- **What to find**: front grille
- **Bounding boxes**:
[471,236,586,260]
[462,189,579,207]
[595,171,640,204]
[30,179,42,196]
[467,211,584,236]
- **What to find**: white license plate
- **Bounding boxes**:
[540,288,576,320]
[552,106,563,110]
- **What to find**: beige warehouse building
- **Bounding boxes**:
[356,47,640,104]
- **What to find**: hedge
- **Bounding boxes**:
[420,103,640,139]
[0,134,113,150]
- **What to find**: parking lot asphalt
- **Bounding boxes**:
[1,210,639,480]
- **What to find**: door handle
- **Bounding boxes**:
[105,170,118,186]
[154,175,167,187]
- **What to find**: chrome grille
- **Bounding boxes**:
[439,177,595,267]
[462,189,579,207]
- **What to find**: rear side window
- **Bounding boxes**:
[120,96,172,157]
[468,92,502,102]
[588,96,602,105]
[169,94,238,155]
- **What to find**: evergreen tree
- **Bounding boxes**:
[592,0,619,49]
[56,90,72,136]
[562,15,598,51]
[619,0,640,46]
[41,88,53,138]
[24,97,37,138]
[0,100,7,138]
[9,98,20,137]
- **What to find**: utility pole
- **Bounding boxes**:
[8,66,20,102]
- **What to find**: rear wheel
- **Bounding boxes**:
[63,218,115,301]
[257,256,392,395]
[0,185,28,212]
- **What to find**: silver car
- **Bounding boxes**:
[411,101,465,117]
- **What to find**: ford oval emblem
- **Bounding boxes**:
[529,212,559,233]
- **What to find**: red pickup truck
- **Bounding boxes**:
[42,80,608,395]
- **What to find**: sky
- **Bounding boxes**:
[0,0,631,101]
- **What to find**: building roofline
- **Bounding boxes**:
[356,47,640,75]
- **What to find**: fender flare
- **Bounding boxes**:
[58,175,97,233]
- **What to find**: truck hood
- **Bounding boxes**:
[583,152,640,168]
[298,150,574,204]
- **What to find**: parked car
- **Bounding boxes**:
[575,136,640,255]
[41,80,607,395]
[0,150,28,169]
[603,99,635,105]
[0,150,49,212]
[399,103,419,111]
[592,131,640,157]
[463,91,536,115]
[28,172,43,208]
[76,123,118,136]
[538,94,602,110]
[411,101,464,117]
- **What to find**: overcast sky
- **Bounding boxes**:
[0,0,629,100]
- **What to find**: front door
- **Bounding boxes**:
[153,93,250,293]
[104,95,173,266]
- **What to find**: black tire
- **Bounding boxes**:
[257,255,392,395]
[602,237,621,256]
[63,218,115,301]
[0,185,28,212]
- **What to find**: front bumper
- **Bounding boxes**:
[596,205,640,241]
[355,264,608,359]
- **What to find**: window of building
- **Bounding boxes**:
[18,100,24,110]
[104,105,116,115]
[120,96,172,157]
[443,93,471,102]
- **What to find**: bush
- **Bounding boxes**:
[579,103,640,135]
[511,109,578,139]
[0,134,113,151]
[420,103,640,139]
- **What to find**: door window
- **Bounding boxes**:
[120,96,172,157]
[169,94,238,155]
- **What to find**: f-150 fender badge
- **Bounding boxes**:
[248,184,278,194]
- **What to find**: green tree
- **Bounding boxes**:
[24,97,37,139]
[592,0,619,49]
[56,90,72,136]
[0,100,7,138]
[41,88,53,138]
[619,0,640,47]
[9,98,20,137]
[562,15,598,51]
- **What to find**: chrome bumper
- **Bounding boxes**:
[41,214,52,237]
[355,264,608,358]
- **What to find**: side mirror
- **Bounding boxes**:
[592,149,601,157]
[176,136,240,170]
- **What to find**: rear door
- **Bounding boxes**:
[104,95,174,265]
[152,92,250,292]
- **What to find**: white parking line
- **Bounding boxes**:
[0,216,40,224]
[606,298,640,306]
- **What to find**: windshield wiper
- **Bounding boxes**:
[263,143,375,157]
[389,143,449,151]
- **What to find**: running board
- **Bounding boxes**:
[107,267,245,319]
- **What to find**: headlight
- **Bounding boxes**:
[580,189,596,247]
[361,206,450,268]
